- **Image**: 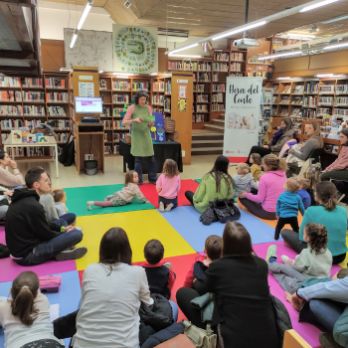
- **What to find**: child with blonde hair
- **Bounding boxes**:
[249,153,262,182]
[87,170,146,210]
[274,177,305,240]
[233,163,253,195]
[156,159,181,212]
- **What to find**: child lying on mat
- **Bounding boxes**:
[86,170,147,210]
[266,223,332,294]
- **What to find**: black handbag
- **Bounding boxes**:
[213,199,240,224]
[200,203,217,225]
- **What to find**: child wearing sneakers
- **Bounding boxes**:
[142,239,176,299]
[184,235,222,294]
[86,170,147,210]
[274,178,305,240]
[267,223,332,293]
[156,159,181,212]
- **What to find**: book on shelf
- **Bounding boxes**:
[318,96,333,106]
[211,93,224,103]
[46,92,68,103]
[0,77,21,88]
[23,91,45,102]
[152,81,165,92]
[230,62,242,73]
[211,103,225,112]
[196,94,209,103]
[279,96,290,105]
[168,60,211,72]
[102,106,112,117]
[0,105,23,116]
[333,108,348,117]
[335,84,348,95]
[292,85,304,94]
[164,97,171,111]
[113,80,131,91]
[47,106,66,117]
[132,81,149,92]
[214,52,229,62]
[151,95,164,106]
[291,96,303,106]
[100,79,108,90]
[335,97,348,106]
[113,107,124,117]
[303,96,317,107]
[318,107,332,116]
[319,85,335,94]
[304,81,318,94]
[45,78,66,89]
[23,105,45,116]
[303,108,317,118]
[197,72,211,82]
[212,84,225,92]
[230,52,244,62]
[22,78,43,88]
[0,91,21,102]
[195,114,208,123]
[165,81,171,95]
[212,62,229,72]
[196,105,208,112]
[112,94,129,104]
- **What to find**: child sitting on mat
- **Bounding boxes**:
[86,170,147,210]
[233,163,253,196]
[296,177,312,210]
[53,189,68,217]
[142,239,176,299]
[267,223,332,293]
[250,153,262,182]
[184,235,222,294]
[274,178,305,240]
[156,159,181,212]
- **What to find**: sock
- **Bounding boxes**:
[266,244,277,263]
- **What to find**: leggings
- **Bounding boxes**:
[185,191,194,206]
[239,197,276,220]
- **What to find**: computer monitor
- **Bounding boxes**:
[75,97,103,114]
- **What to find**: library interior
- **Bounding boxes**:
[1,0,348,347]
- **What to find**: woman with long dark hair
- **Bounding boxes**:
[123,91,156,184]
[73,227,153,348]
[185,155,234,213]
[281,181,347,265]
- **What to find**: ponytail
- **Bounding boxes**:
[263,154,287,172]
[11,271,39,326]
[315,181,337,211]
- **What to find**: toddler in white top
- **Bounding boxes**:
[53,189,68,217]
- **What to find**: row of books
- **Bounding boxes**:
[194,84,206,93]
[24,105,46,116]
[168,61,212,72]
[211,93,224,103]
[303,96,317,107]
[196,105,208,113]
[196,94,209,103]
[230,63,243,73]
[48,106,67,117]
[165,81,171,94]
[112,95,129,104]
[317,107,332,116]
[152,81,165,92]
[22,78,44,88]
[196,73,211,82]
[336,84,348,94]
[334,108,348,117]
[103,119,123,129]
[230,52,245,62]
[212,84,225,92]
[336,97,348,106]
[46,92,68,103]
[319,85,335,94]
[1,77,67,89]
[212,63,229,72]
[318,96,334,106]
[45,78,66,89]
[152,95,164,106]
[6,147,54,157]
[214,52,229,62]
[194,114,209,123]
[211,103,225,112]
[50,120,71,129]
[0,77,21,88]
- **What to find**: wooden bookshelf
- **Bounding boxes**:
[0,72,72,152]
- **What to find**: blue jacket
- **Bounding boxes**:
[276,191,305,218]
[297,189,311,209]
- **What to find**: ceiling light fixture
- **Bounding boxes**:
[77,0,93,30]
[316,73,345,78]
[283,33,316,40]
[323,41,348,50]
[277,77,292,80]
[169,43,199,55]
[300,0,340,12]
[258,50,303,60]
[322,15,348,24]
[212,20,267,41]
[69,32,78,49]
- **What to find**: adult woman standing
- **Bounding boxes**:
[281,181,347,265]
[73,227,153,348]
[176,222,280,347]
[185,155,234,213]
[321,128,348,182]
[246,118,294,162]
[239,154,286,220]
[123,91,156,184]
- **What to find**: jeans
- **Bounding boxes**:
[159,196,178,209]
[51,213,76,231]
[15,229,83,266]
[274,216,299,240]
[239,197,276,220]
[169,300,179,322]
[134,156,157,183]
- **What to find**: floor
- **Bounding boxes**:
[1,154,341,348]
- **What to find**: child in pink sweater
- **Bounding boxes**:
[156,159,181,212]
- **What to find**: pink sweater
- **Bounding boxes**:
[324,146,348,172]
[156,174,181,199]
[244,170,286,212]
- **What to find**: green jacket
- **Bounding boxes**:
[193,173,234,213]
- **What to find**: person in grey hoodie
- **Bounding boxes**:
[232,163,253,196]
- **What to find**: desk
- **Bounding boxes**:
[119,141,183,173]
[4,136,59,177]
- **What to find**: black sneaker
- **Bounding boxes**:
[55,247,87,261]
[319,332,342,348]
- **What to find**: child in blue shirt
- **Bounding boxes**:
[275,178,305,240]
[296,178,311,209]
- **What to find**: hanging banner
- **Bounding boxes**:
[113,25,158,74]
[223,77,262,161]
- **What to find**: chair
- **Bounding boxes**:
[282,329,312,348]
[308,147,324,164]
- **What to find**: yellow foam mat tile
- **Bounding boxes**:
[75,210,195,271]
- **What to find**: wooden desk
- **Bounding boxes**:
[4,136,59,177]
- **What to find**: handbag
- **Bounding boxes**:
[183,321,217,348]
[199,203,217,225]
[213,199,240,224]
[39,275,62,293]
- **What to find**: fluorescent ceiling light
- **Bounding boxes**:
[323,42,348,50]
[168,54,202,58]
[284,33,316,40]
[69,33,78,49]
[300,0,341,12]
[212,20,267,41]
[322,15,348,24]
[113,73,134,78]
[169,43,199,55]
[77,1,93,30]
[316,73,345,78]
[277,77,291,80]
[258,50,303,60]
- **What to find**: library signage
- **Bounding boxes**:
[223,76,262,161]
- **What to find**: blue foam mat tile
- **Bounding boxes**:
[161,206,276,252]
[0,271,81,348]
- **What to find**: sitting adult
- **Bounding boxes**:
[185,155,234,213]
[321,128,348,182]
[176,222,280,347]
[286,121,323,174]
[5,166,87,265]
[72,227,153,348]
[246,117,294,162]
[239,154,286,220]
[281,181,347,265]
[0,148,25,221]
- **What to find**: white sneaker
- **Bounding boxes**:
[165,203,174,212]
[86,201,94,210]
[159,201,165,212]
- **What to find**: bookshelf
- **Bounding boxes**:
[0,72,72,156]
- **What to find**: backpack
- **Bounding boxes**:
[58,134,74,167]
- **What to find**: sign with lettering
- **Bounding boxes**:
[223,77,262,160]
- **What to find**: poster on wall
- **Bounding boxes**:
[223,77,263,161]
[113,25,158,74]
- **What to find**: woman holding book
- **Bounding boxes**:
[122,91,157,184]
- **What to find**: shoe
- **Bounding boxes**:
[86,201,94,210]
[164,261,172,269]
[266,245,277,263]
[281,255,291,265]
[55,247,87,261]
[159,202,165,212]
[165,203,174,212]
[319,332,342,348]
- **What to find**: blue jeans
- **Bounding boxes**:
[15,229,83,266]
[134,156,157,183]
[169,300,179,322]
[159,196,178,209]
[51,213,76,231]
